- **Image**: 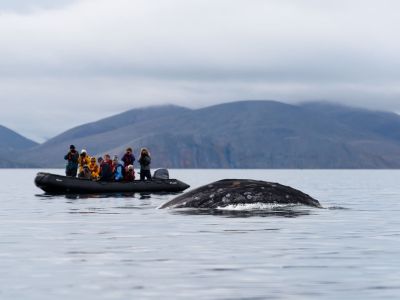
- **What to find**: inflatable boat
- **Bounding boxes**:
[34,169,190,194]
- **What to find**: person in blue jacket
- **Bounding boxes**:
[112,156,124,182]
[64,145,79,177]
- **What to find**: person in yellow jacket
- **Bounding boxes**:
[88,156,99,179]
[78,149,91,173]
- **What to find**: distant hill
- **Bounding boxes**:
[0,125,38,167]
[13,100,400,168]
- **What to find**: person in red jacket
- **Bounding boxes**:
[99,154,113,181]
[124,165,135,181]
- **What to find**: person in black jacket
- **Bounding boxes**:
[138,148,151,181]
[64,145,79,177]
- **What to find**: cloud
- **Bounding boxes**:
[0,0,78,13]
[0,0,399,141]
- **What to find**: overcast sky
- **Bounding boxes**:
[1,0,399,142]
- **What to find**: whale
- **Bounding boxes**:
[159,179,321,209]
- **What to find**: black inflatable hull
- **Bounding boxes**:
[34,172,190,194]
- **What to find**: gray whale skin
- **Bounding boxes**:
[160,179,321,209]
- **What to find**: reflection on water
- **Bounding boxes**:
[64,193,138,200]
[39,191,181,200]
[38,191,321,218]
[2,169,400,300]
[170,206,316,218]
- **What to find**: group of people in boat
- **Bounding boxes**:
[64,145,152,181]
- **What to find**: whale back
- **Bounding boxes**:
[160,179,321,209]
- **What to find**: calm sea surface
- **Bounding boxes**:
[1,169,400,300]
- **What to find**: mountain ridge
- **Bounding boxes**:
[0,125,39,167]
[4,100,400,168]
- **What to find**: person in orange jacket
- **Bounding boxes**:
[78,149,91,173]
[88,156,99,179]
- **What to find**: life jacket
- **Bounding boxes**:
[78,155,91,172]
[88,162,99,178]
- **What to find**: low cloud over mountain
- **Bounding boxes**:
[1,0,400,141]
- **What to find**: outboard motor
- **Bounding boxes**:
[153,168,169,179]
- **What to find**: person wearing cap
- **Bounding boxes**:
[64,145,79,177]
[88,157,100,179]
[112,157,124,182]
[78,149,91,174]
[124,165,135,181]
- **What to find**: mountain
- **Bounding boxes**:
[0,125,38,167]
[16,101,400,168]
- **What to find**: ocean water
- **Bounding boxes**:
[1,169,400,300]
